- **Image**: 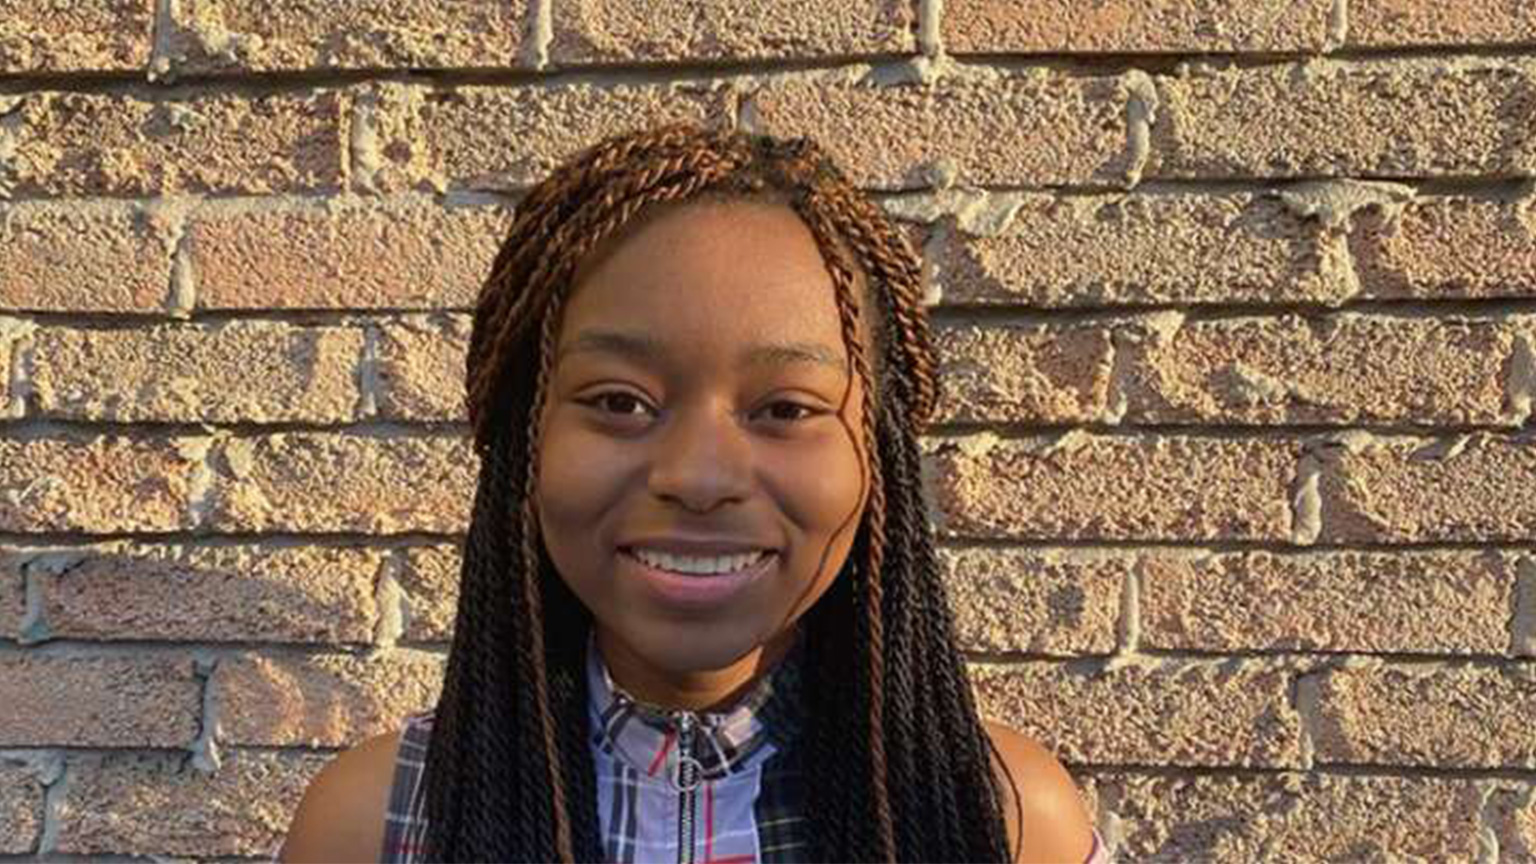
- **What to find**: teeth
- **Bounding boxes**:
[629,548,769,576]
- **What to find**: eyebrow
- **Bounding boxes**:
[557,328,847,375]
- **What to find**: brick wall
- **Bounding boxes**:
[2,1,1534,859]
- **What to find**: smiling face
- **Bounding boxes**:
[533,197,872,695]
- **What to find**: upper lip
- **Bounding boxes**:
[621,538,777,556]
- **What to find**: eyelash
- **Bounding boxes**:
[576,392,825,424]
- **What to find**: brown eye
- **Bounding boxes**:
[758,400,821,423]
[580,392,653,417]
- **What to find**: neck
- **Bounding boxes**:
[594,627,799,713]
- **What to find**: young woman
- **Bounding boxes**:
[279,124,1107,863]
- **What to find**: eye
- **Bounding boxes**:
[578,391,654,418]
[756,399,824,424]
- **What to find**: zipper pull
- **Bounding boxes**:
[671,709,703,793]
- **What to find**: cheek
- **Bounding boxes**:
[533,416,628,560]
[767,429,869,552]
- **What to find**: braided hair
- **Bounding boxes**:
[420,122,1022,862]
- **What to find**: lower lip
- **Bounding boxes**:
[619,549,776,609]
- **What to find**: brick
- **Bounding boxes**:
[1316,433,1536,543]
[551,0,913,64]
[1487,784,1536,862]
[929,433,1297,541]
[205,433,476,533]
[1311,661,1536,768]
[943,0,1331,54]
[56,749,327,857]
[937,547,1121,655]
[1349,1,1536,47]
[933,323,1112,424]
[0,548,23,640]
[0,435,202,533]
[0,655,200,746]
[1149,60,1536,179]
[162,0,527,74]
[1352,194,1536,300]
[215,651,444,746]
[362,81,728,192]
[1118,314,1518,426]
[0,0,152,72]
[1140,549,1517,654]
[374,314,472,421]
[0,200,175,313]
[0,759,44,854]
[21,542,382,643]
[30,322,362,423]
[925,193,1341,308]
[1102,772,1483,861]
[396,543,461,642]
[188,196,507,310]
[969,659,1302,766]
[0,318,25,417]
[0,89,346,198]
[747,69,1131,190]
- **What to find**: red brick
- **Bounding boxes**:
[938,547,1121,655]
[1316,432,1536,543]
[0,89,346,197]
[747,69,1132,190]
[0,435,202,533]
[970,659,1302,766]
[1349,1,1536,47]
[0,759,44,854]
[215,651,444,746]
[56,749,327,858]
[21,542,382,643]
[30,322,362,423]
[1140,549,1517,654]
[1352,194,1536,300]
[929,433,1298,541]
[0,655,200,746]
[205,433,476,533]
[162,0,528,74]
[933,323,1113,424]
[551,0,914,64]
[0,200,174,313]
[1118,314,1518,426]
[1149,60,1536,179]
[0,0,152,72]
[396,543,461,643]
[943,0,1332,53]
[188,196,507,310]
[374,314,472,421]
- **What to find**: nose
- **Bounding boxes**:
[647,399,753,513]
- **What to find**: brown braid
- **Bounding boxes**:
[423,121,1017,862]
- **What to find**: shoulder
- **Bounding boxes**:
[277,726,407,863]
[982,719,1098,864]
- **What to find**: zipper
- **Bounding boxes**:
[672,709,702,864]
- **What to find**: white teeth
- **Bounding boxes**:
[629,548,769,575]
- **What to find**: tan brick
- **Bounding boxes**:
[215,651,443,746]
[1488,783,1536,862]
[0,0,152,72]
[0,548,23,640]
[0,435,201,533]
[933,323,1112,424]
[396,543,461,642]
[943,0,1331,53]
[375,314,472,421]
[925,193,1341,308]
[162,0,528,74]
[1119,314,1518,426]
[938,547,1121,655]
[747,69,1131,190]
[1149,60,1536,179]
[0,200,174,313]
[0,318,24,417]
[363,81,728,192]
[0,89,346,197]
[0,655,200,746]
[1316,433,1536,543]
[21,542,382,643]
[1141,549,1517,654]
[0,759,44,854]
[1312,661,1536,768]
[205,433,476,533]
[1352,194,1536,300]
[969,659,1302,766]
[929,433,1297,541]
[1103,772,1483,861]
[1349,0,1536,47]
[56,749,327,858]
[188,196,507,310]
[551,0,913,64]
[30,322,362,423]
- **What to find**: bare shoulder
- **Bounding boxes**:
[982,719,1097,864]
[278,728,404,863]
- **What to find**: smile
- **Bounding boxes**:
[624,547,773,576]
